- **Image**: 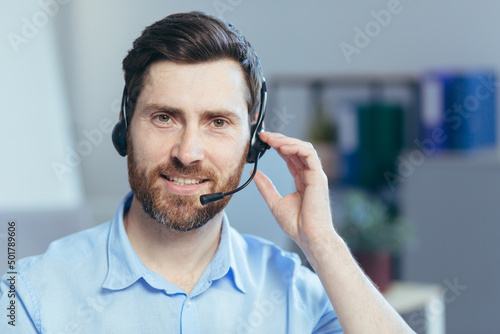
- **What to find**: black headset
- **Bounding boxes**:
[112,79,270,205]
[111,85,130,157]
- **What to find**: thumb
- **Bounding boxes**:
[253,170,282,210]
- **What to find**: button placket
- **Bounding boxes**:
[181,297,199,333]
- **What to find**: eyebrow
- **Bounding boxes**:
[200,109,242,121]
[143,103,182,118]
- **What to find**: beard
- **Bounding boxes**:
[127,139,247,232]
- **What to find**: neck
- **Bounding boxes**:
[124,195,223,293]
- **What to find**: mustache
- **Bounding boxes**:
[153,158,217,180]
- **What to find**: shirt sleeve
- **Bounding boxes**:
[293,266,343,333]
[0,272,39,333]
[312,305,344,333]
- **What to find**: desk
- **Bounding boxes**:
[384,282,445,334]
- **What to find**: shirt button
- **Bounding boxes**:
[185,299,192,308]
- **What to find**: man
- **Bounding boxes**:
[0,11,414,333]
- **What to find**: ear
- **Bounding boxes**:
[250,109,259,124]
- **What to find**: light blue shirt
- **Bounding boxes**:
[0,192,342,333]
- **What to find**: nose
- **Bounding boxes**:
[170,126,205,166]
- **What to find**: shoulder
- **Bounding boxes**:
[14,221,111,282]
[0,222,112,331]
[228,228,336,327]
[230,227,320,288]
[236,229,301,269]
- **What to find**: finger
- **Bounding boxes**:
[289,152,307,170]
[253,170,282,210]
[279,144,328,188]
[260,132,308,150]
[276,147,305,172]
[260,132,324,184]
[284,156,300,179]
[261,133,317,167]
[273,152,305,192]
[278,143,322,172]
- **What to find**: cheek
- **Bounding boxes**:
[128,126,169,169]
[211,136,249,173]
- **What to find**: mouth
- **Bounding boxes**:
[161,175,209,186]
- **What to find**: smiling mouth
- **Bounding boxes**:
[162,175,208,186]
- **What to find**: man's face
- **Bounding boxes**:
[127,59,250,231]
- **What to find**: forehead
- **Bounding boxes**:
[138,59,249,116]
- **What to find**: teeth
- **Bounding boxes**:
[169,176,203,186]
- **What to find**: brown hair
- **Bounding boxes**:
[122,11,263,122]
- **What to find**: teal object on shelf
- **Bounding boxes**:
[357,104,404,190]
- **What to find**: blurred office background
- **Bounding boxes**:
[1,0,500,332]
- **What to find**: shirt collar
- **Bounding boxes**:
[102,191,247,294]
[200,212,247,294]
[103,191,145,290]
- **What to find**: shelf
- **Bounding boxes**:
[384,281,443,314]
[384,281,446,334]
[270,73,420,88]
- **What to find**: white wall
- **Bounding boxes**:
[0,0,84,211]
[0,0,88,274]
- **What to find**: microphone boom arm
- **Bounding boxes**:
[200,152,262,206]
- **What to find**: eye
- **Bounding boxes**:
[212,119,226,128]
[157,114,171,123]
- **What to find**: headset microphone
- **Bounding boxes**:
[199,151,263,205]
[200,79,269,206]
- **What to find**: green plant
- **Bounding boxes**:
[309,100,337,143]
[308,82,337,144]
[338,190,412,254]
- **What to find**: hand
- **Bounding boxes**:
[254,132,415,334]
[253,131,336,251]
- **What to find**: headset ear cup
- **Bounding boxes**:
[250,124,258,139]
[246,80,270,163]
[246,124,270,163]
[112,118,128,157]
[113,86,129,157]
[246,124,258,163]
